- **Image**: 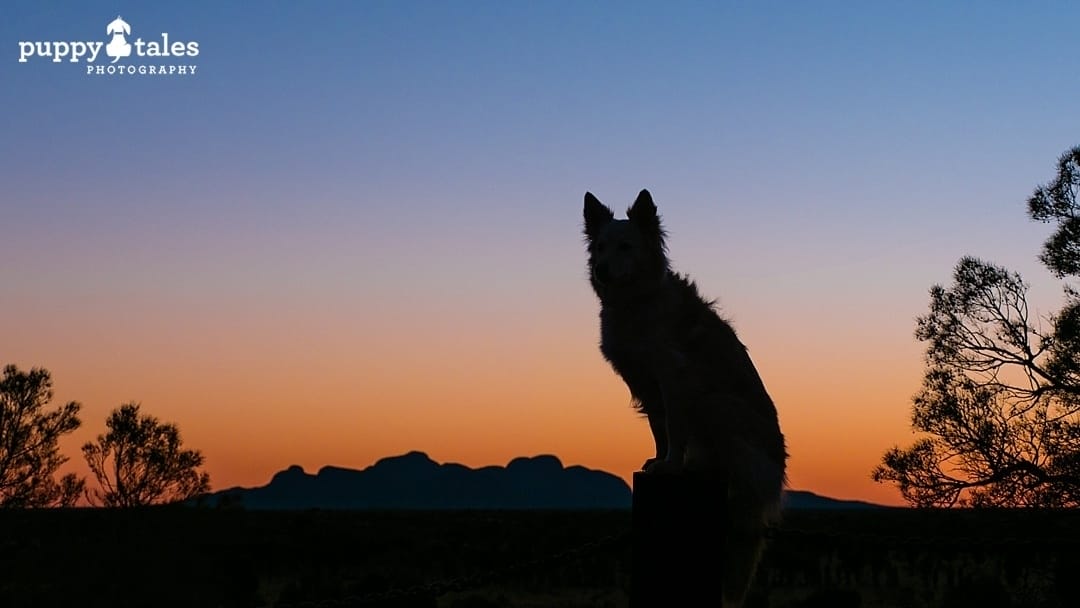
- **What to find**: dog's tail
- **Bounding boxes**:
[719,437,784,608]
[685,393,786,608]
[722,487,778,608]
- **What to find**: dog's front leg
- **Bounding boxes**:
[641,400,668,470]
[644,394,690,475]
[618,372,668,471]
[644,352,694,474]
[645,400,688,475]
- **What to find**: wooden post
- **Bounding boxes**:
[631,471,727,607]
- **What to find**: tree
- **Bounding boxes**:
[874,146,1080,507]
[1029,146,1080,279]
[0,364,85,507]
[83,402,210,506]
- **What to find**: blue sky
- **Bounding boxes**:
[3,1,1080,503]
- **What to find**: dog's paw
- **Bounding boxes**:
[643,458,684,475]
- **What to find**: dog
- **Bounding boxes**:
[583,189,787,607]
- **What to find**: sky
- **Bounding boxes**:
[3,1,1079,507]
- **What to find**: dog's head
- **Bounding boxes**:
[583,189,669,301]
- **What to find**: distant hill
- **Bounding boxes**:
[207,451,631,510]
[204,452,883,510]
[782,489,882,510]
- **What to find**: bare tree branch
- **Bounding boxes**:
[82,403,210,507]
[0,365,85,508]
[876,146,1080,507]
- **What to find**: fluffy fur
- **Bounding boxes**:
[583,189,787,607]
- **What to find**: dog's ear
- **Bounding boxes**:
[583,192,614,241]
[627,189,662,237]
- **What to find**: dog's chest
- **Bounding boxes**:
[598,307,675,369]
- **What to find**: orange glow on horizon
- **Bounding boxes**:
[39,309,915,508]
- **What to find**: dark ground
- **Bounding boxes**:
[2,507,1079,608]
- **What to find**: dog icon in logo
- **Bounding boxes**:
[105,16,131,63]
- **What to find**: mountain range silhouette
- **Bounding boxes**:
[205,451,880,510]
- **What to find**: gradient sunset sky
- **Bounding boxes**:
[4,1,1080,506]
